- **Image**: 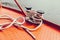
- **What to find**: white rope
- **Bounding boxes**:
[0,14,25,30]
[0,13,42,31]
[0,13,43,40]
[16,19,42,31]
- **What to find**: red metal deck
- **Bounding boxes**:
[0,7,60,40]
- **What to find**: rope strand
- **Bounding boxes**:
[0,13,43,40]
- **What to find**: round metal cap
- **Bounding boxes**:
[25,6,32,10]
[37,10,44,14]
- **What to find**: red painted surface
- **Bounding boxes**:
[0,7,60,40]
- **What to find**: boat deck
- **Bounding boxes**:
[0,7,60,40]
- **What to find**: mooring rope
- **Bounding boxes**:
[0,13,43,40]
